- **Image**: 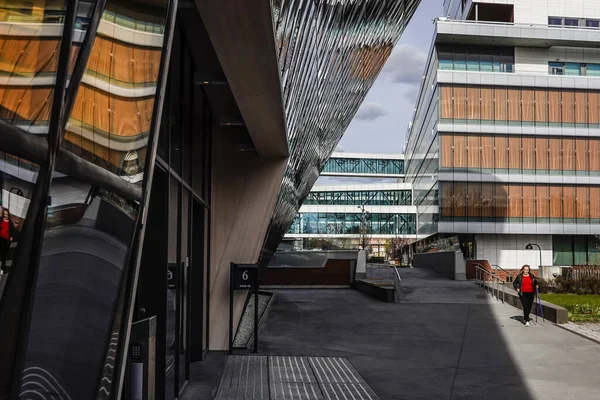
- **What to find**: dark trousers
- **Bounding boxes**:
[520,292,535,321]
[0,238,10,273]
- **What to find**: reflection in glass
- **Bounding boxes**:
[64,1,168,185]
[19,174,137,399]
[0,150,37,285]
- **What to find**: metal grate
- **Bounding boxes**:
[215,356,380,400]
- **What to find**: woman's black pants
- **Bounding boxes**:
[520,292,535,322]
[0,238,10,273]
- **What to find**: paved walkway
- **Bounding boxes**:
[251,268,600,400]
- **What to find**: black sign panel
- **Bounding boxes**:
[233,264,258,290]
[167,263,177,289]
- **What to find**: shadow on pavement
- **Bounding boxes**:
[254,267,600,400]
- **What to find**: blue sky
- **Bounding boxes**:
[336,0,443,155]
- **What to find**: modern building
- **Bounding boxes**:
[0,0,420,399]
[285,152,419,258]
[406,0,600,271]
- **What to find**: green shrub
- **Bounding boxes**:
[540,276,600,295]
[367,256,385,264]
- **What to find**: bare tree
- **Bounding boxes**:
[386,237,414,264]
[357,204,371,251]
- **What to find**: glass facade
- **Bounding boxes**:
[438,45,514,72]
[304,190,411,206]
[440,181,600,224]
[262,0,420,259]
[549,62,600,76]
[440,85,600,127]
[322,157,404,175]
[289,213,416,235]
[0,0,173,398]
[553,235,600,265]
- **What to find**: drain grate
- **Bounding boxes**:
[215,356,379,400]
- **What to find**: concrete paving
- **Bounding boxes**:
[255,268,600,400]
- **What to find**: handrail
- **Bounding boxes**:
[491,264,513,282]
[473,263,505,304]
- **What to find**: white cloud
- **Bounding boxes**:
[380,43,427,86]
[354,102,388,121]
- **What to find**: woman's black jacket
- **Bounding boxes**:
[512,272,539,294]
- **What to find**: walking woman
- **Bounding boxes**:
[0,208,16,275]
[513,264,539,326]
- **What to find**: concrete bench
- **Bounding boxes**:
[354,279,395,303]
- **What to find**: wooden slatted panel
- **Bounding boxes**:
[575,138,587,172]
[453,85,466,119]
[467,135,479,169]
[509,185,522,219]
[495,183,508,219]
[507,88,520,122]
[590,139,600,172]
[0,87,52,122]
[522,89,534,123]
[467,182,480,217]
[440,86,453,119]
[590,187,600,219]
[548,89,561,123]
[535,88,546,124]
[577,186,589,220]
[575,91,587,125]
[562,138,574,172]
[589,91,599,125]
[495,136,508,169]
[549,186,562,219]
[563,186,575,219]
[481,87,493,121]
[536,185,549,219]
[535,137,548,171]
[64,131,123,168]
[549,138,561,171]
[441,182,453,217]
[481,135,494,170]
[562,90,574,124]
[509,136,521,171]
[494,87,507,122]
[522,185,535,218]
[467,86,480,120]
[453,135,466,168]
[440,134,453,168]
[71,85,155,136]
[522,136,534,171]
[481,183,494,218]
[453,182,467,218]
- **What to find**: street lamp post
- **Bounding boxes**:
[525,243,542,269]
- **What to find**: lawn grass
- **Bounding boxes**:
[540,293,600,323]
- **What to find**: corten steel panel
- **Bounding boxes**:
[260,0,421,261]
[261,259,353,286]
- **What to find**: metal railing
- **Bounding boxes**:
[365,263,397,281]
[473,263,505,304]
[491,264,514,283]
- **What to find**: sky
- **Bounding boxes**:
[316,0,443,186]
[336,0,443,155]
